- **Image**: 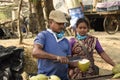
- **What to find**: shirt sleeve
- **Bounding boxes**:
[95,39,104,54]
[34,32,45,47]
[69,38,76,49]
[68,38,76,56]
[68,43,71,56]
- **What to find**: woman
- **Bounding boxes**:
[69,18,115,79]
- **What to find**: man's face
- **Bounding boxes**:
[50,20,65,33]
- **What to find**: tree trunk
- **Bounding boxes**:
[28,0,54,33]
[46,0,54,17]
[28,0,43,33]
[41,0,54,29]
[27,0,32,33]
[35,0,54,32]
[34,1,43,32]
[17,0,23,44]
[42,0,48,29]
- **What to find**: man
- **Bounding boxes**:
[32,10,73,80]
[65,0,84,36]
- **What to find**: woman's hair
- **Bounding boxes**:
[76,18,90,29]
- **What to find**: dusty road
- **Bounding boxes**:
[90,31,120,72]
[91,31,120,63]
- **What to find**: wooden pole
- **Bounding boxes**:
[17,0,23,44]
[41,0,48,29]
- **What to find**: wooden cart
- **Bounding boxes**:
[84,10,120,34]
[70,68,114,80]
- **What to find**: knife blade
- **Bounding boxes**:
[53,56,81,63]
[68,56,81,62]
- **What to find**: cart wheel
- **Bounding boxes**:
[103,15,119,34]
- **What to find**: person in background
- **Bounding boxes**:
[32,10,77,80]
[65,0,84,36]
[69,18,115,79]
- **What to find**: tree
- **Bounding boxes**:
[29,0,54,33]
[17,0,23,44]
[17,0,54,44]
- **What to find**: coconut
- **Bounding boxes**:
[30,74,48,80]
[77,59,90,72]
[48,75,61,80]
[30,76,38,80]
[112,73,120,79]
[36,74,48,80]
[112,64,120,74]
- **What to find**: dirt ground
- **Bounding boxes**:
[0,31,120,76]
[91,31,120,68]
[90,31,120,76]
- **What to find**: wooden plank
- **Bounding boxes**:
[71,73,113,80]
[0,1,13,3]
[97,11,120,15]
[84,10,120,16]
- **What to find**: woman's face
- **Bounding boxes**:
[76,22,88,36]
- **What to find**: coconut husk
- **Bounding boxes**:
[21,72,29,80]
[23,46,37,74]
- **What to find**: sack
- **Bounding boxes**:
[0,45,24,80]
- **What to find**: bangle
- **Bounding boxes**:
[57,56,60,61]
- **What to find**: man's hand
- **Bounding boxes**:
[57,56,69,64]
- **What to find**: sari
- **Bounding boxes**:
[69,35,98,79]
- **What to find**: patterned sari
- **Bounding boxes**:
[69,35,98,79]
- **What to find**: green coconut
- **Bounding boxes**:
[30,74,48,80]
[36,74,48,80]
[30,76,38,80]
[112,64,120,74]
[77,59,90,72]
[112,73,120,79]
[48,75,61,80]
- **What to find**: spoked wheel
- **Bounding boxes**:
[103,15,119,34]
